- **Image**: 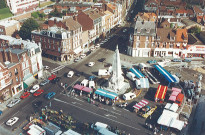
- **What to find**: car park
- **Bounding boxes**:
[33,89,44,97]
[48,74,56,81]
[45,92,56,99]
[88,62,95,67]
[20,92,30,99]
[51,77,61,84]
[30,84,40,93]
[172,58,182,62]
[67,71,74,78]
[80,54,86,59]
[7,98,21,108]
[32,100,43,108]
[6,117,19,126]
[40,79,49,86]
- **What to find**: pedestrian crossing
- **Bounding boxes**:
[51,65,65,74]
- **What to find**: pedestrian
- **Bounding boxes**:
[149,124,153,130]
[145,123,148,128]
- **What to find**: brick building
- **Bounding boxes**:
[32,17,83,61]
[0,35,43,101]
[0,20,20,36]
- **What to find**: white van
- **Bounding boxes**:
[91,122,109,131]
[126,72,136,81]
[123,92,136,100]
[98,128,117,135]
[135,79,141,89]
[89,80,95,88]
[80,79,89,86]
[67,71,74,78]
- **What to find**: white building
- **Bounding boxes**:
[6,0,39,15]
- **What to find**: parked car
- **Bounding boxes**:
[67,71,74,78]
[88,62,95,67]
[91,122,110,131]
[7,98,21,108]
[98,58,106,62]
[90,46,95,51]
[172,58,182,62]
[48,74,56,81]
[40,79,49,86]
[123,29,127,32]
[0,110,2,116]
[80,54,86,59]
[44,66,50,70]
[147,60,157,64]
[183,59,192,62]
[163,59,171,63]
[45,92,56,99]
[6,117,19,126]
[33,89,44,97]
[51,77,61,84]
[20,92,30,99]
[32,100,42,108]
[30,84,40,93]
[95,44,100,48]
[117,102,128,108]
[74,57,80,62]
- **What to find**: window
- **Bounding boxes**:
[0,72,3,78]
[58,47,61,52]
[170,44,173,48]
[9,72,12,77]
[16,77,18,82]
[163,43,166,48]
[26,61,29,68]
[14,68,18,75]
[146,36,149,41]
[145,42,148,48]
[22,62,25,70]
[137,36,140,41]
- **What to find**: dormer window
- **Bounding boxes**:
[157,36,160,40]
[170,36,175,41]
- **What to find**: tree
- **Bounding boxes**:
[49,7,63,17]
[0,0,7,9]
[190,26,201,34]
[18,18,39,40]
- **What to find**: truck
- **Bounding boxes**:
[175,93,184,106]
[123,92,136,100]
[80,79,89,87]
[91,122,110,131]
[67,71,74,78]
[126,72,136,81]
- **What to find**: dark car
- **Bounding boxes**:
[98,58,106,62]
[51,77,61,84]
[172,58,182,62]
[32,101,42,108]
[183,59,192,63]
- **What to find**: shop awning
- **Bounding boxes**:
[133,99,149,110]
[82,87,93,93]
[74,46,82,54]
[154,65,176,83]
[165,103,179,112]
[106,92,118,100]
[172,87,182,93]
[73,84,84,90]
[95,89,107,97]
[170,119,184,130]
[155,85,168,100]
[23,76,36,89]
[130,67,145,78]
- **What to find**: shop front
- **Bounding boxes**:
[12,83,23,96]
[182,45,205,58]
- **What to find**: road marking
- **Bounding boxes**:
[12,111,19,117]
[51,65,65,73]
[54,98,140,131]
[112,107,122,112]
[105,114,117,118]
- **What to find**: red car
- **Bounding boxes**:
[33,89,44,97]
[20,92,30,99]
[48,74,56,81]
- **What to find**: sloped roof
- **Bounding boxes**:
[176,29,188,42]
[63,17,82,31]
[156,28,175,42]
[83,8,101,20]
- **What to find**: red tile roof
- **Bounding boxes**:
[176,29,188,42]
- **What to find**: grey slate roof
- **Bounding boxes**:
[134,21,156,36]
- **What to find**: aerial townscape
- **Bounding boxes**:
[0,0,205,134]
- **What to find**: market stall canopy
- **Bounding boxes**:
[155,85,168,100]
[133,99,149,110]
[154,65,177,83]
[165,103,179,112]
[170,119,184,130]
[172,87,182,93]
[95,89,118,100]
[140,78,149,88]
[73,84,84,90]
[82,87,93,93]
[130,67,145,78]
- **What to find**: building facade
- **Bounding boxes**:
[0,35,43,101]
[6,0,39,15]
[0,20,20,36]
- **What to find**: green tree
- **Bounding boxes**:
[18,18,39,40]
[0,0,7,9]
[49,7,63,17]
[190,26,201,34]
[31,11,40,18]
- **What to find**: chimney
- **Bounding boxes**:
[73,15,78,21]
[21,43,24,49]
[2,48,8,62]
[8,49,12,62]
